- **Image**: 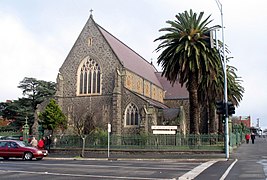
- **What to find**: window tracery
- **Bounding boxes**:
[125,103,139,126]
[78,57,101,95]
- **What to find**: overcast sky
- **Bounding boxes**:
[0,0,266,128]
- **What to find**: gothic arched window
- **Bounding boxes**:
[77,57,101,95]
[124,103,139,126]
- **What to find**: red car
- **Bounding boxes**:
[0,140,48,160]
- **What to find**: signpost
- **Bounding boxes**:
[107,123,111,158]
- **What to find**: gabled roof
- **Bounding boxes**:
[91,16,188,101]
[97,24,163,88]
[133,91,169,109]
[155,72,189,100]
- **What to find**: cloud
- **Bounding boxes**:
[0,13,62,101]
[1,0,267,128]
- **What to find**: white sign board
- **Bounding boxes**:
[151,126,177,130]
[108,123,111,133]
[153,130,176,134]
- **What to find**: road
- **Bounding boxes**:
[1,137,267,179]
[0,158,208,180]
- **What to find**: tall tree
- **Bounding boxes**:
[198,61,244,134]
[226,65,244,106]
[155,10,221,134]
[1,98,34,130]
[1,77,56,131]
[18,77,56,110]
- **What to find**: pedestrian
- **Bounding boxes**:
[245,133,250,144]
[30,137,38,148]
[45,135,52,152]
[251,133,256,144]
[38,137,45,149]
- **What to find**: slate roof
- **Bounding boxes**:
[155,72,189,100]
[133,92,168,109]
[95,17,188,101]
[163,108,180,120]
[98,25,163,88]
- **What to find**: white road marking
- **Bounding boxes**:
[257,159,267,178]
[178,160,217,180]
[0,169,169,180]
[219,159,238,180]
[0,161,195,171]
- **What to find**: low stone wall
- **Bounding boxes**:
[49,148,224,159]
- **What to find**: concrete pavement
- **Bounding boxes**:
[195,136,267,179]
[46,149,226,161]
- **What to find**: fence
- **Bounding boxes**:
[230,132,245,148]
[0,131,245,152]
[51,133,227,151]
[0,131,22,138]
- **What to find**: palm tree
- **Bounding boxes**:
[155,10,221,134]
[198,58,244,134]
[226,65,244,106]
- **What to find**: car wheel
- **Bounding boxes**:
[3,157,9,160]
[24,152,33,161]
[36,157,43,160]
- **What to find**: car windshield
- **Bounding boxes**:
[16,141,27,147]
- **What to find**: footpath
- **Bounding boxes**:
[195,136,267,180]
[45,146,225,161]
[46,149,225,161]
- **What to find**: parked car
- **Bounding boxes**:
[0,135,21,141]
[0,135,33,143]
[19,135,33,143]
[0,140,48,160]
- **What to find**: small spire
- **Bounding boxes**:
[90,9,93,17]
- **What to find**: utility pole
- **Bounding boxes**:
[215,0,229,159]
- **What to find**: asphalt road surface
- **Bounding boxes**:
[1,137,266,179]
[0,158,208,180]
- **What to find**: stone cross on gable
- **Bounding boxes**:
[90,9,93,16]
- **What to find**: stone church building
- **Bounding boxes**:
[55,14,190,136]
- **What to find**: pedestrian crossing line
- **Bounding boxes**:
[178,160,217,180]
[219,159,238,180]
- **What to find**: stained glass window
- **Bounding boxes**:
[78,57,101,95]
[125,103,139,126]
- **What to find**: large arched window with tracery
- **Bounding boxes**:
[124,103,139,126]
[77,56,101,95]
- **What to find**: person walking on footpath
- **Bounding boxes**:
[245,133,250,144]
[45,135,52,152]
[251,133,256,144]
[30,137,38,148]
[38,137,45,149]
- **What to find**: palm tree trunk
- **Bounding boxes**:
[188,73,200,135]
[209,104,216,134]
[199,104,208,134]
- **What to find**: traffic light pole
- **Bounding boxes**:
[215,0,229,159]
